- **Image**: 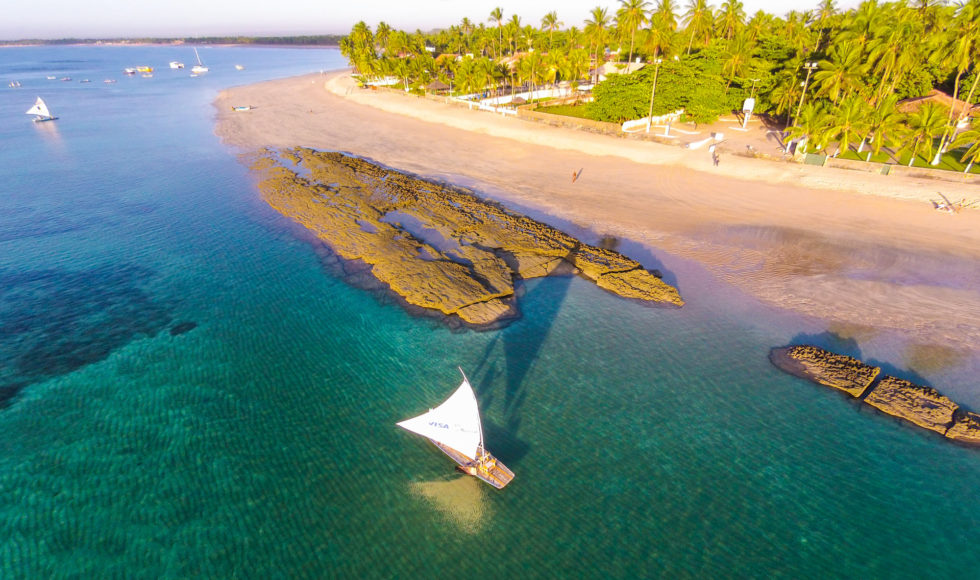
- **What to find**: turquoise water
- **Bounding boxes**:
[2,46,979,577]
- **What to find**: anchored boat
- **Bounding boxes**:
[397,369,515,489]
[26,96,57,122]
[191,48,209,74]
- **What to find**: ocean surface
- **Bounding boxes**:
[1,45,979,578]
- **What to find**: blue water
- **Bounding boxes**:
[1,45,979,577]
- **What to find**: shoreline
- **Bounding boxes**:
[213,71,980,358]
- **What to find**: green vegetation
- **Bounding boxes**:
[537,104,592,119]
[0,35,344,46]
[341,0,980,173]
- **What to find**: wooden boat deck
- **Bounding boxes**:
[432,440,515,489]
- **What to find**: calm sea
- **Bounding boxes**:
[1,45,978,578]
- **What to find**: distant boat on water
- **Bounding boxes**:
[169,61,185,69]
[8,80,21,87]
[46,75,56,80]
[60,77,71,82]
[232,105,253,111]
[191,48,209,74]
[104,79,116,84]
[235,64,244,70]
[397,368,515,489]
[26,96,57,123]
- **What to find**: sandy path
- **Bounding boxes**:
[214,72,980,354]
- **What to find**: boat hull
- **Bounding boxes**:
[32,116,57,123]
[431,440,515,489]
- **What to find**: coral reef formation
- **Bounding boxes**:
[251,147,683,326]
[770,345,980,446]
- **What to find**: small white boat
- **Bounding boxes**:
[397,368,515,489]
[46,75,56,80]
[191,48,209,74]
[103,79,116,84]
[231,105,253,111]
[124,68,137,75]
[60,77,71,82]
[235,64,244,70]
[79,79,91,83]
[8,81,21,87]
[169,61,185,69]
[26,96,57,123]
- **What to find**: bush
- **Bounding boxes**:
[587,46,744,124]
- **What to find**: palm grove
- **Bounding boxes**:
[340,1,980,173]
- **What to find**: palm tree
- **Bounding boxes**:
[950,126,980,173]
[541,11,563,49]
[743,10,772,42]
[683,0,714,54]
[769,69,803,126]
[811,0,837,52]
[900,102,947,167]
[585,6,611,84]
[644,13,676,58]
[824,96,870,157]
[617,0,651,65]
[860,94,904,162]
[784,102,830,154]
[375,22,392,55]
[655,0,679,31]
[866,6,920,106]
[489,7,504,58]
[932,0,980,163]
[506,15,523,54]
[716,0,745,41]
[722,32,753,90]
[812,43,866,105]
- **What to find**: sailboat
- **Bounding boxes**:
[191,48,209,74]
[26,97,57,122]
[397,368,515,489]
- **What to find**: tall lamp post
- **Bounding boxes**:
[645,58,663,133]
[792,61,818,128]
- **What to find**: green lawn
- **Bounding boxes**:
[536,103,592,120]
[836,145,979,174]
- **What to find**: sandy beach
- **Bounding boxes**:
[214,71,980,356]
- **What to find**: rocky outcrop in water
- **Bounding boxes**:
[770,345,980,446]
[767,345,879,397]
[250,147,683,326]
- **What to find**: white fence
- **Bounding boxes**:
[622,109,685,133]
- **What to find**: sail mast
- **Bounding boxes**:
[458,367,485,458]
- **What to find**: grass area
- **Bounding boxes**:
[834,145,979,174]
[536,103,592,120]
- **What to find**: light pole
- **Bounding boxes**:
[792,61,818,129]
[645,57,663,133]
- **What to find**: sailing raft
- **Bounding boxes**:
[397,369,515,489]
[26,97,57,122]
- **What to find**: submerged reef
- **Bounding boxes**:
[250,147,683,326]
[770,345,980,446]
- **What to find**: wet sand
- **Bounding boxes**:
[214,71,980,356]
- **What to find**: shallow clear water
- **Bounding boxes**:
[1,46,979,578]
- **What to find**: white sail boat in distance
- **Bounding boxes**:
[26,96,57,122]
[191,48,209,74]
[397,368,515,489]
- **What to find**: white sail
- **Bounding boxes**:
[397,376,483,460]
[26,97,51,118]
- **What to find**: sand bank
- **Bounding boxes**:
[214,71,980,356]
